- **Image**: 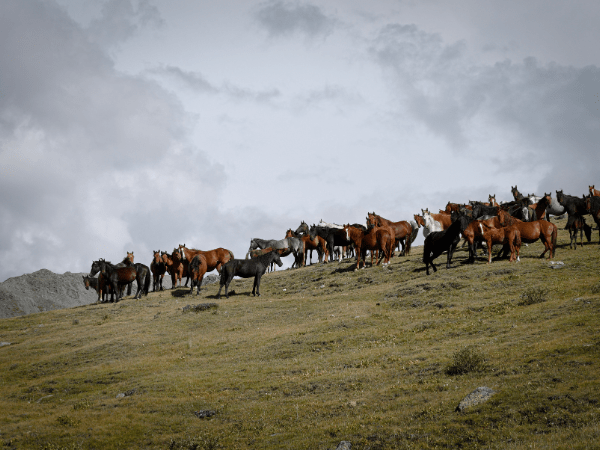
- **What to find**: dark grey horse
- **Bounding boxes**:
[217,251,283,298]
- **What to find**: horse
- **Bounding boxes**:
[366,212,414,256]
[541,193,565,220]
[461,216,501,262]
[565,214,592,249]
[188,254,208,296]
[150,250,167,291]
[179,244,234,274]
[162,249,188,288]
[248,246,286,272]
[585,195,600,243]
[286,226,328,266]
[344,224,394,270]
[422,212,471,275]
[497,210,557,259]
[478,222,521,263]
[590,185,600,197]
[89,259,139,302]
[421,209,443,239]
[217,251,283,298]
[292,222,329,264]
[246,236,301,262]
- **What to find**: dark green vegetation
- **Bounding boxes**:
[1,218,599,449]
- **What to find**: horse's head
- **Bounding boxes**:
[488,194,497,206]
[126,252,134,264]
[285,229,293,238]
[590,185,595,194]
[295,222,309,236]
[271,251,284,268]
[413,214,424,227]
[90,260,102,277]
[82,275,91,290]
[556,189,564,203]
[153,250,161,263]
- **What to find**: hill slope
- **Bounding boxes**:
[1,219,599,449]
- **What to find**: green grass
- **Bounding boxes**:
[1,217,600,449]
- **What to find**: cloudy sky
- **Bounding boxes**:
[1,0,599,281]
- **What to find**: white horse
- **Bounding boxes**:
[318,219,344,229]
[422,209,443,239]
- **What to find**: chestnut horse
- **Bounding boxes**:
[366,212,414,256]
[179,244,234,274]
[162,249,188,288]
[478,223,521,263]
[344,224,394,270]
[498,210,557,258]
[188,254,208,296]
[461,215,502,262]
[150,250,167,291]
[589,185,600,197]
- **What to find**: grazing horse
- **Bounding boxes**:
[423,212,471,275]
[478,223,521,263]
[150,250,167,291]
[344,224,394,270]
[366,212,414,256]
[566,214,592,249]
[498,210,557,259]
[188,254,208,296]
[217,251,283,298]
[89,259,139,302]
[589,185,600,197]
[179,244,234,274]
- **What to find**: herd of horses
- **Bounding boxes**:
[83,185,600,301]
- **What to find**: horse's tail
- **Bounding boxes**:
[144,269,151,296]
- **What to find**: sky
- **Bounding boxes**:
[1,0,599,281]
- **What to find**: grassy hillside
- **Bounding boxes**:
[1,218,599,449]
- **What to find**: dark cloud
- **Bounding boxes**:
[254,1,335,39]
[371,23,600,193]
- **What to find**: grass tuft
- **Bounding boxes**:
[518,287,548,305]
[445,346,487,375]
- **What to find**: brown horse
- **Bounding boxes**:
[179,244,234,274]
[478,222,521,263]
[414,214,425,228]
[498,210,557,258]
[150,250,166,291]
[488,194,498,207]
[82,275,111,302]
[344,224,394,269]
[285,229,327,266]
[162,249,187,288]
[366,212,413,256]
[461,216,501,262]
[590,185,600,197]
[188,254,208,296]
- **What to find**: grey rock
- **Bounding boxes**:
[335,442,351,450]
[0,269,98,319]
[182,303,218,313]
[194,410,216,418]
[456,386,495,412]
[0,342,11,347]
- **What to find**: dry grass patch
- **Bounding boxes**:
[1,217,600,448]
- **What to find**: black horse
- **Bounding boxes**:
[423,212,472,275]
[216,251,283,299]
[89,259,146,302]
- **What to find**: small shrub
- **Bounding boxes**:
[591,283,600,294]
[518,288,547,306]
[446,347,486,375]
